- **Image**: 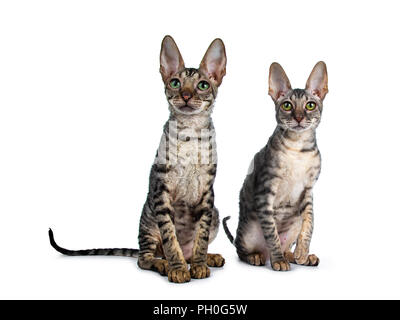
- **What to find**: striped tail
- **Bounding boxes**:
[222,216,235,244]
[48,228,139,257]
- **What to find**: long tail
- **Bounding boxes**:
[48,228,139,257]
[222,216,235,244]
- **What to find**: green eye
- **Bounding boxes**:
[197,81,210,91]
[281,102,293,111]
[306,102,317,111]
[169,78,181,89]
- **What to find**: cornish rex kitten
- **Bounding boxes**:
[223,62,328,271]
[49,35,227,283]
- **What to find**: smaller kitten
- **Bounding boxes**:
[223,62,328,271]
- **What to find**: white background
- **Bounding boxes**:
[1,0,399,300]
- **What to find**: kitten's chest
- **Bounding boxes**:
[274,150,320,208]
[166,140,213,206]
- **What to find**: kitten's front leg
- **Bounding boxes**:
[291,188,319,266]
[255,181,290,271]
[155,190,191,283]
[190,189,215,279]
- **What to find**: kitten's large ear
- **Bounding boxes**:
[160,35,185,83]
[199,39,227,86]
[268,63,292,102]
[306,61,328,100]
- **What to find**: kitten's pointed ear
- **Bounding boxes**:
[199,38,227,86]
[268,63,292,102]
[160,35,185,83]
[306,61,328,100]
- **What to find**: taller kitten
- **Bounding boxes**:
[49,36,227,283]
[223,62,328,271]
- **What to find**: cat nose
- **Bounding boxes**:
[181,91,192,101]
[295,115,304,123]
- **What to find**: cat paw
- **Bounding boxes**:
[207,254,225,268]
[153,259,169,276]
[168,267,191,283]
[190,264,210,279]
[247,253,266,266]
[271,259,291,271]
[285,251,320,266]
[305,254,320,266]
